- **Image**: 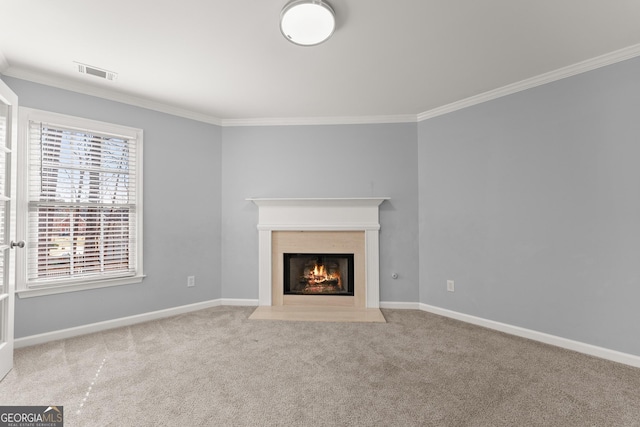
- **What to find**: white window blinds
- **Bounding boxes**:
[25,117,141,288]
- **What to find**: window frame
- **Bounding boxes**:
[16,107,144,297]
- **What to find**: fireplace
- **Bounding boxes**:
[284,253,355,296]
[247,197,389,310]
[272,231,364,307]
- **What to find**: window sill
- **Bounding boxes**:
[17,274,146,298]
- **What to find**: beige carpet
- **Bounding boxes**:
[1,306,639,426]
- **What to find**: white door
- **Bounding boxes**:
[0,79,18,381]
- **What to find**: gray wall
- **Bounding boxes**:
[3,77,223,338]
[221,124,419,303]
[418,57,640,356]
[4,54,640,358]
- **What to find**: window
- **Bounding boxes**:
[17,108,143,296]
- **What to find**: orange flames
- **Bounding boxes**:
[306,262,342,289]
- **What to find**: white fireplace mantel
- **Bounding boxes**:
[248,197,389,308]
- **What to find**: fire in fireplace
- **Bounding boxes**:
[284,253,354,296]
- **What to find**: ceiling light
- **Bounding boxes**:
[280,0,336,46]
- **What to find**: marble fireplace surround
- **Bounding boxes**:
[247,198,389,310]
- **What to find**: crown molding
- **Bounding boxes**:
[220,114,417,127]
[1,67,223,126]
[5,42,640,128]
[417,43,640,122]
[4,66,416,127]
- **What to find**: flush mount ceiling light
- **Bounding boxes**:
[280,0,336,46]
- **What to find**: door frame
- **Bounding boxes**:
[0,78,18,381]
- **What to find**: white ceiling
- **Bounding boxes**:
[2,0,640,125]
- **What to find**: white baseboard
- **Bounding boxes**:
[419,303,640,369]
[220,298,259,306]
[15,299,225,349]
[14,298,640,369]
[379,301,420,309]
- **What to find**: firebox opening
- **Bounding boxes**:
[284,253,355,296]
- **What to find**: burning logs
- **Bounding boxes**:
[299,260,343,294]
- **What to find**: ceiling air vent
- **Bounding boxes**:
[75,62,118,81]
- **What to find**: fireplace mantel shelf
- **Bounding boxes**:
[247,197,390,206]
[248,197,390,231]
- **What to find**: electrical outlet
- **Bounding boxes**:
[187,276,195,287]
[447,280,454,292]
